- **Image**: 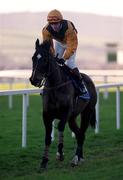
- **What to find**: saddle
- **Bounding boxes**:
[61,65,90,100]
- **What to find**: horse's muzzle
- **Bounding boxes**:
[29,76,40,87]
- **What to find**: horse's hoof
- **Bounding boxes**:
[40,157,48,169]
[40,163,47,169]
[56,152,64,161]
[71,155,79,167]
[79,158,85,164]
[71,155,84,167]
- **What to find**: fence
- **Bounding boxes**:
[1,74,123,89]
[1,70,123,94]
[95,83,123,133]
[0,82,123,147]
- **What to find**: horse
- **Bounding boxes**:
[30,39,97,169]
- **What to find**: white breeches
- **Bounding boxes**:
[55,41,77,69]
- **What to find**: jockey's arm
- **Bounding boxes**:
[63,27,78,60]
[42,29,55,56]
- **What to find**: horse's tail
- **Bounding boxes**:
[89,108,96,129]
[81,107,96,129]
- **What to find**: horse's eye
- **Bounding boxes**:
[37,54,42,59]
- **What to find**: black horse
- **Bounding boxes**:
[30,39,97,169]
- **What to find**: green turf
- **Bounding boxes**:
[0,92,123,180]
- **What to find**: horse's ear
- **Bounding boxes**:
[35,39,40,49]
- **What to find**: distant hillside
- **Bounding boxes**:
[0,12,122,41]
[0,12,123,69]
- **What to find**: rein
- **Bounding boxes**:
[43,80,72,91]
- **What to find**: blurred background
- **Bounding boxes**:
[0,0,123,88]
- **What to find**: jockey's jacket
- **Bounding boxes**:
[42,20,78,60]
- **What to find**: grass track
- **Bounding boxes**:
[0,92,123,180]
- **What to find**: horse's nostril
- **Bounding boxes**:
[29,76,40,87]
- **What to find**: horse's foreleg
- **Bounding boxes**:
[56,131,64,161]
[40,115,53,169]
[56,118,67,161]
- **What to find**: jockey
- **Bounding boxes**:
[42,9,90,99]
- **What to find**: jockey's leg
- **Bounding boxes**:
[66,53,90,99]
[55,41,89,99]
[71,67,90,99]
[55,41,65,58]
[65,52,76,69]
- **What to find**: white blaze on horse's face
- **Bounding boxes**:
[37,54,42,60]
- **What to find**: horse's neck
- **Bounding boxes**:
[46,61,68,87]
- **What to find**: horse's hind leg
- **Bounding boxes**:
[77,112,90,159]
[75,108,96,164]
[75,108,92,163]
[68,116,83,166]
[68,111,90,166]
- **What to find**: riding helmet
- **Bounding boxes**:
[47,9,63,24]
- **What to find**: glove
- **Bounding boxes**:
[57,58,65,65]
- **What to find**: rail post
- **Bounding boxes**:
[116,86,120,129]
[22,93,28,147]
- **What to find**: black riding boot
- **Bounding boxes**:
[72,68,90,99]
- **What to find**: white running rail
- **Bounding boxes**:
[95,83,123,133]
[0,88,42,148]
[0,82,123,147]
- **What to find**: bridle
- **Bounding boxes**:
[32,47,72,89]
[32,52,55,87]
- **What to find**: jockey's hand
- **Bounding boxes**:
[57,58,65,65]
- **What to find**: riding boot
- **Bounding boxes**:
[72,68,90,99]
